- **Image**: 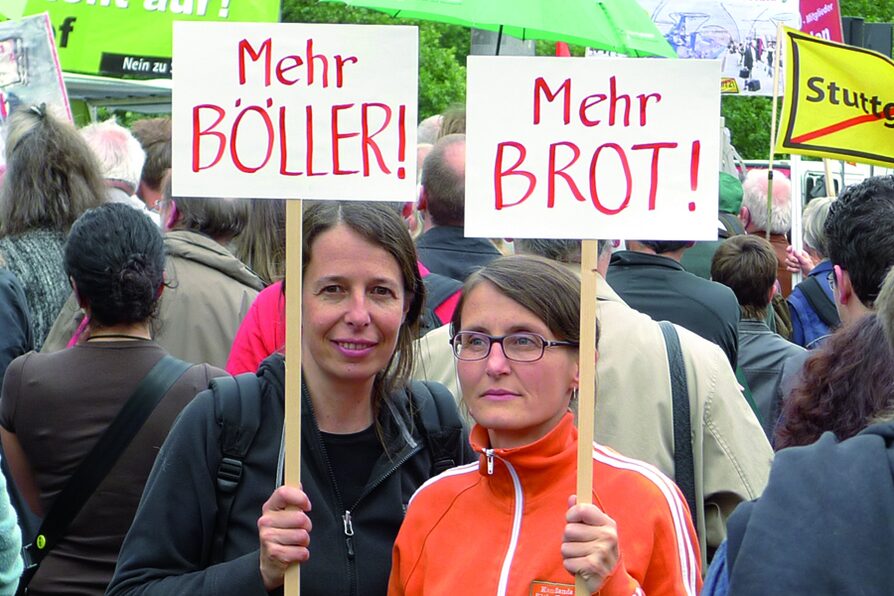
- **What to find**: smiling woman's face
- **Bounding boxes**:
[457,281,579,450]
[301,223,408,395]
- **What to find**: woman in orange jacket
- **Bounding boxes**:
[389,255,701,595]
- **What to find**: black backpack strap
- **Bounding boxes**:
[210,373,262,564]
[718,212,746,237]
[797,275,840,329]
[409,380,469,475]
[658,322,698,525]
[20,355,191,593]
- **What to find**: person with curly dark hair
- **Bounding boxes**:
[773,314,894,449]
[0,203,226,595]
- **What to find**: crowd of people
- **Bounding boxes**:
[0,98,890,596]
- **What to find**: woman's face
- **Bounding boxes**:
[302,223,408,393]
[457,281,579,450]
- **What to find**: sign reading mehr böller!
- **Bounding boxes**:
[172,22,418,202]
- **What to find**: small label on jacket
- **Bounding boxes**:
[531,581,574,595]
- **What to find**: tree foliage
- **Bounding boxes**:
[839,0,894,23]
[722,96,776,160]
[282,0,467,118]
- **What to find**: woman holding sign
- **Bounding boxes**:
[388,256,701,595]
[107,201,472,596]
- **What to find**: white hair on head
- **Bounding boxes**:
[741,168,792,234]
[802,196,835,257]
[80,119,146,193]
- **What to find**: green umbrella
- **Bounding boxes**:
[322,0,676,58]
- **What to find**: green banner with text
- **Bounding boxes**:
[15,0,280,77]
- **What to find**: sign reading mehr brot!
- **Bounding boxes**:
[465,56,720,240]
[172,22,418,201]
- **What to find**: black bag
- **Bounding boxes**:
[746,79,762,92]
[417,273,462,337]
[718,212,746,239]
[739,67,751,78]
[18,356,191,595]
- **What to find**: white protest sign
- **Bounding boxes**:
[172,22,418,201]
[466,56,721,240]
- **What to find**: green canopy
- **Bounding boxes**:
[324,0,675,58]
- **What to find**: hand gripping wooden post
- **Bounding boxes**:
[284,200,304,596]
[575,239,599,596]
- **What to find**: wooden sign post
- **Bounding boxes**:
[575,239,598,594]
[465,55,721,595]
[172,21,419,596]
[283,199,304,593]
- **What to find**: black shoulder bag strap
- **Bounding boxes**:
[798,275,840,329]
[658,322,698,524]
[19,355,191,594]
[409,380,466,475]
[210,373,262,564]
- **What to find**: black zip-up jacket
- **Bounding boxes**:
[107,355,471,596]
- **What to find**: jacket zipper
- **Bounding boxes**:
[316,432,358,595]
[314,403,423,596]
[485,450,524,596]
[342,510,355,557]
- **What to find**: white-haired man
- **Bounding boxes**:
[738,168,793,295]
[80,119,159,225]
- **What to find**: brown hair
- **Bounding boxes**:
[0,105,106,236]
[421,134,465,226]
[437,104,465,138]
[163,177,249,240]
[130,117,172,191]
[232,199,286,285]
[711,235,777,319]
[775,314,894,449]
[877,266,894,353]
[452,255,589,347]
[302,201,425,406]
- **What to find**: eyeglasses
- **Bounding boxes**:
[450,331,578,362]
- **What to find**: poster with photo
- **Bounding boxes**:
[638,0,802,95]
[0,13,70,159]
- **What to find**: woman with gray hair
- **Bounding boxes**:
[785,196,838,348]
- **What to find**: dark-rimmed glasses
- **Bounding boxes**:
[450,331,578,362]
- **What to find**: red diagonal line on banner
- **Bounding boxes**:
[790,112,884,144]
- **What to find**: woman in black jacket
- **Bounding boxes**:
[108,201,471,596]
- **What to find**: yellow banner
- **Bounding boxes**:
[776,27,894,167]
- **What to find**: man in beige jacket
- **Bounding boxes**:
[413,239,772,571]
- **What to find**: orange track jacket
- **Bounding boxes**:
[389,412,702,595]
